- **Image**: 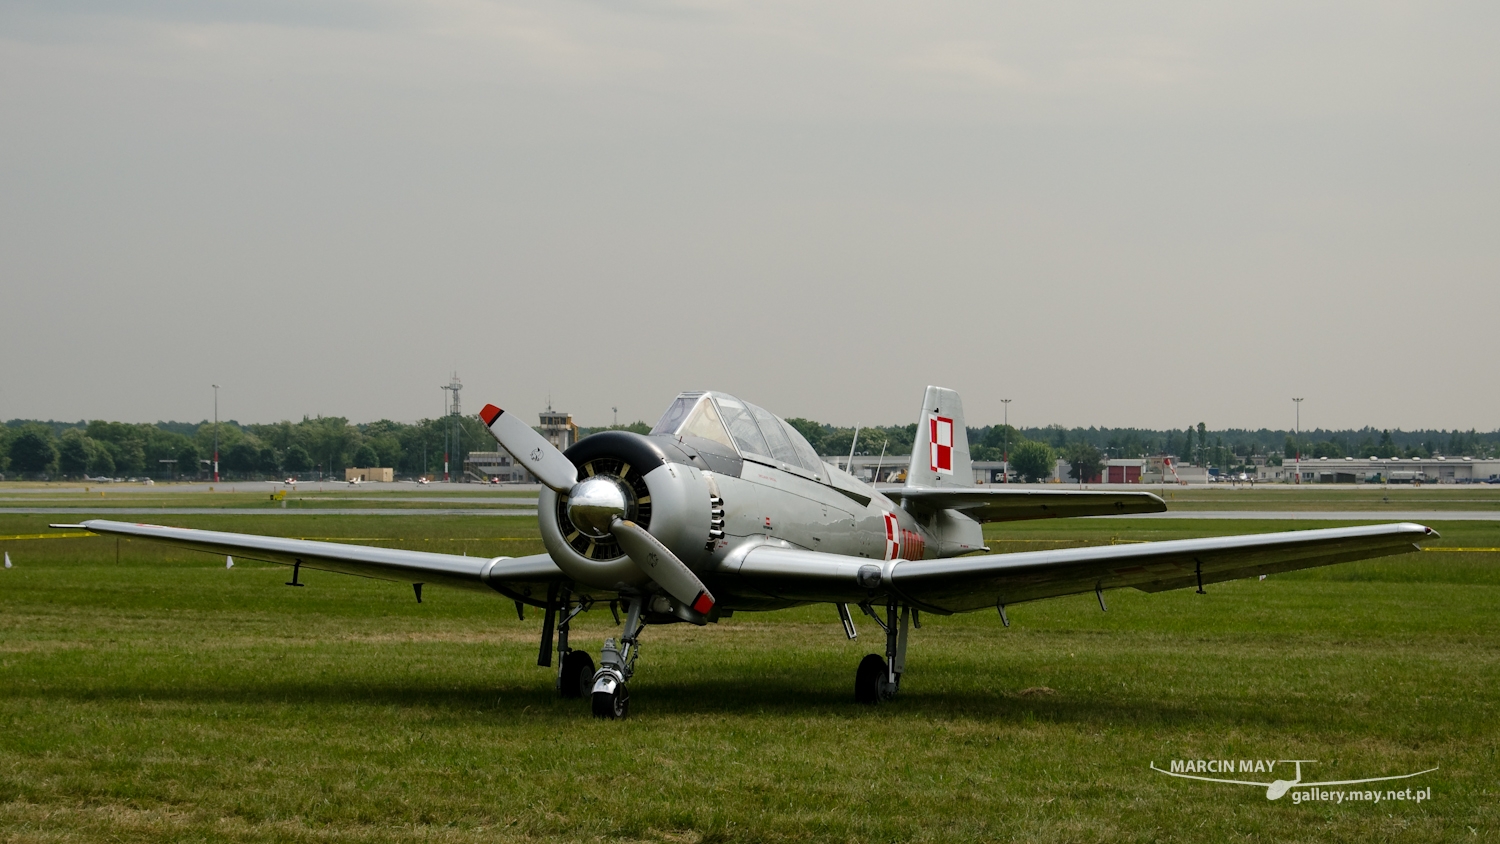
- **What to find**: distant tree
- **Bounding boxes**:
[176,442,202,478]
[784,418,827,451]
[1311,440,1344,459]
[1377,430,1398,459]
[1010,441,1056,483]
[57,430,95,477]
[8,427,58,477]
[353,444,380,468]
[283,444,312,475]
[1044,425,1068,448]
[976,424,1011,450]
[89,445,115,477]
[114,439,146,476]
[822,430,856,458]
[258,445,280,474]
[1064,441,1104,484]
[223,441,261,478]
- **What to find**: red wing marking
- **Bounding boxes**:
[691,592,715,614]
[479,404,503,426]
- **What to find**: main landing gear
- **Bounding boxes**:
[541,586,597,700]
[855,602,912,705]
[537,587,646,719]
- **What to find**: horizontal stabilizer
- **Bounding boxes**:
[886,487,1166,523]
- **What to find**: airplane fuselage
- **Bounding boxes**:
[536,430,983,616]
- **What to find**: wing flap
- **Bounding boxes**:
[887,487,1166,523]
[77,519,562,594]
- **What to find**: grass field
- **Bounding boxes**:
[2,496,1497,842]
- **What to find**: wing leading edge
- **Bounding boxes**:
[721,523,1436,613]
[72,519,564,602]
[885,487,1167,523]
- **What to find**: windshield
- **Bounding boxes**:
[651,393,702,436]
[679,397,735,450]
[652,392,736,452]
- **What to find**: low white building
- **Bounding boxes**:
[1258,456,1500,484]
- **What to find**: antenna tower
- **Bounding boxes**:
[443,372,463,417]
[441,372,464,482]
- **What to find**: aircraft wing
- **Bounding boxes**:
[885,486,1167,522]
[66,519,564,604]
[720,523,1435,613]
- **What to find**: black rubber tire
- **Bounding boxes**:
[591,685,629,719]
[855,654,887,705]
[558,651,595,699]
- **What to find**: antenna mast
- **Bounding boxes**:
[442,372,463,482]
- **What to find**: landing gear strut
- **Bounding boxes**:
[591,593,645,719]
[855,602,910,704]
[537,586,598,699]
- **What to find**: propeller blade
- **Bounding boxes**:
[610,518,716,617]
[479,404,578,493]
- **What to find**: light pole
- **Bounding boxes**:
[613,407,618,428]
[212,384,220,483]
[1293,397,1303,485]
[1001,399,1012,483]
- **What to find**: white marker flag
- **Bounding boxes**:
[226,556,234,569]
[4,552,10,569]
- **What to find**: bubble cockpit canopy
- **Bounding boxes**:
[651,391,826,480]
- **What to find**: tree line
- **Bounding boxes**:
[0,415,495,481]
[3,414,1496,482]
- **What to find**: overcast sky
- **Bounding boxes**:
[3,1,1496,432]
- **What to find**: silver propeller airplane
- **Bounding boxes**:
[59,387,1437,718]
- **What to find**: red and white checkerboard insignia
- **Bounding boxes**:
[883,512,900,560]
[929,414,954,474]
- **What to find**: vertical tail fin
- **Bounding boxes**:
[906,386,973,488]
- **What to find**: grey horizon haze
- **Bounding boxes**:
[2,2,1496,432]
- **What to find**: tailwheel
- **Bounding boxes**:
[591,682,629,719]
[855,654,888,704]
[558,650,595,699]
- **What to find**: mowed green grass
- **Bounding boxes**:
[2,509,1498,843]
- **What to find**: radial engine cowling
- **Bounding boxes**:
[538,432,713,591]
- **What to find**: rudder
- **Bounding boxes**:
[906,386,973,488]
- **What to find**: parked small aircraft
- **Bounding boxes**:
[61,387,1436,718]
